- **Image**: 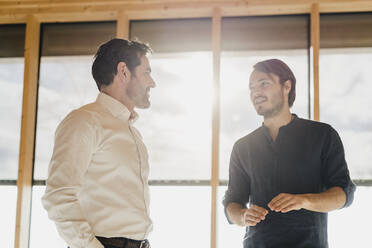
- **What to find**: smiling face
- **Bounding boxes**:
[249,70,289,118]
[126,55,156,109]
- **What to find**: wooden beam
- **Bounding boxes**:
[14,14,40,248]
[311,3,320,121]
[0,14,26,24]
[1,0,372,24]
[36,10,116,23]
[116,10,129,39]
[211,6,221,248]
[126,7,212,20]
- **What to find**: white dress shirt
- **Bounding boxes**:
[42,92,153,248]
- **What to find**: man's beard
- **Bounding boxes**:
[127,79,150,109]
[256,91,284,118]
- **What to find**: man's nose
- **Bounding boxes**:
[250,87,263,98]
[149,77,156,88]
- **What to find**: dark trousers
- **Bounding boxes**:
[67,237,150,248]
[96,236,151,248]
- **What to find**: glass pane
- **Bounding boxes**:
[222,15,309,51]
[136,52,213,180]
[30,186,67,248]
[0,186,17,248]
[0,57,24,180]
[320,13,372,49]
[41,22,116,56]
[319,48,372,179]
[219,50,309,180]
[33,56,98,180]
[150,186,211,248]
[130,19,212,53]
[31,186,211,248]
[218,186,245,248]
[329,186,372,247]
[0,24,25,57]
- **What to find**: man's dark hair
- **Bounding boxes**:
[92,38,152,90]
[253,59,296,107]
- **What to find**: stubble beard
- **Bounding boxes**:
[127,78,151,109]
[256,91,285,118]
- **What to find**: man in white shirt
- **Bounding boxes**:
[42,39,156,248]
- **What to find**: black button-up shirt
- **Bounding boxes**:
[223,114,356,248]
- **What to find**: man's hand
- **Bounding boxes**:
[268,193,309,213]
[240,205,269,226]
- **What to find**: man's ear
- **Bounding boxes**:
[283,80,291,94]
[117,61,130,81]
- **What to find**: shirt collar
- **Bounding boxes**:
[96,92,139,123]
[261,114,298,129]
[261,114,298,142]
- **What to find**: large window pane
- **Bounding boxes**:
[32,22,116,247]
[320,13,372,179]
[0,24,25,248]
[150,186,211,248]
[136,52,213,180]
[34,22,116,180]
[319,48,372,179]
[33,56,98,180]
[0,24,25,180]
[131,19,213,180]
[0,58,24,180]
[219,15,310,180]
[0,186,17,248]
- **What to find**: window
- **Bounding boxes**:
[218,15,311,244]
[30,22,116,248]
[319,13,372,247]
[131,18,213,246]
[0,24,25,248]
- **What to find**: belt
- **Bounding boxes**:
[96,236,150,248]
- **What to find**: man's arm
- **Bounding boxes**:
[268,125,356,214]
[267,186,346,213]
[42,111,104,248]
[226,202,268,226]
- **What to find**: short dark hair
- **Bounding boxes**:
[92,38,152,90]
[253,59,296,107]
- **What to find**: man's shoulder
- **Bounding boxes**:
[58,102,103,129]
[234,126,264,148]
[296,116,333,133]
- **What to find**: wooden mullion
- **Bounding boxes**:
[311,3,320,121]
[211,6,221,248]
[14,14,40,248]
[116,10,129,39]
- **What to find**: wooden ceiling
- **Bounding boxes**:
[1,0,372,24]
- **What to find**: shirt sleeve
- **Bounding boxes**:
[321,126,356,208]
[222,142,251,224]
[41,110,104,248]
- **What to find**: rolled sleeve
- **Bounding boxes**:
[322,126,356,208]
[222,142,251,224]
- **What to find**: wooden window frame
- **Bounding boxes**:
[0,1,371,248]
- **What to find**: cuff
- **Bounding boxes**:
[87,236,105,248]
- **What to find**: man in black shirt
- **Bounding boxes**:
[223,59,355,248]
